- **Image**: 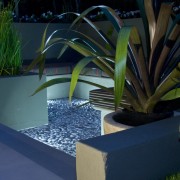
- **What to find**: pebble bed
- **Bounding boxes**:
[20,98,101,157]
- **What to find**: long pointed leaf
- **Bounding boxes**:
[161,88,180,101]
[57,29,113,59]
[145,62,180,112]
[70,30,113,55]
[24,53,45,74]
[62,40,97,57]
[92,57,114,79]
[68,8,116,49]
[154,22,180,86]
[126,67,147,106]
[99,6,123,32]
[149,3,172,71]
[56,39,115,79]
[38,54,46,80]
[69,56,96,101]
[32,77,112,97]
[144,0,156,48]
[129,27,152,97]
[136,0,150,58]
[114,26,132,110]
[31,78,72,96]
[39,24,49,52]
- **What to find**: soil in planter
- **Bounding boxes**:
[154,98,180,113]
[113,98,180,127]
[113,111,173,126]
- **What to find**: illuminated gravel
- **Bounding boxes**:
[20,98,101,157]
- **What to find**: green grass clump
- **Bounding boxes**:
[166,172,180,180]
[0,3,22,75]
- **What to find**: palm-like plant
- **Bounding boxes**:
[27,0,180,114]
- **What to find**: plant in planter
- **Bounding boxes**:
[0,3,48,130]
[27,0,180,133]
[0,3,22,75]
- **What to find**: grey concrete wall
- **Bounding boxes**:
[0,74,48,130]
[14,23,71,60]
[76,116,180,180]
[14,18,145,62]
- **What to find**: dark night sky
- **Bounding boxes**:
[3,0,179,16]
[79,0,138,12]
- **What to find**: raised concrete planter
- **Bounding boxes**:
[0,74,48,130]
[76,116,180,180]
[0,123,76,180]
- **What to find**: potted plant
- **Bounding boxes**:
[0,3,48,130]
[26,0,180,134]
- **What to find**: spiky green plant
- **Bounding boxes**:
[27,0,180,114]
[0,3,22,75]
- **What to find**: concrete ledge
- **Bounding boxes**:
[0,123,76,180]
[76,116,180,180]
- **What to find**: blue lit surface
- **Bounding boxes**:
[20,98,101,157]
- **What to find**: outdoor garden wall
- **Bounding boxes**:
[15,18,144,62]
